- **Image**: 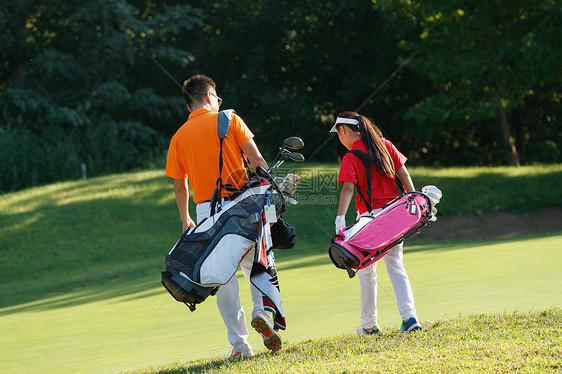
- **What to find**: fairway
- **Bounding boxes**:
[1,234,561,374]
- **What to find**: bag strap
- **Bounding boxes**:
[349,150,373,213]
[349,150,405,213]
[394,174,406,195]
[210,109,235,216]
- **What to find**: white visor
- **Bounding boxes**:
[329,117,360,133]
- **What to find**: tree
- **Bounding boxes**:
[376,0,562,165]
[196,0,429,161]
[0,0,203,191]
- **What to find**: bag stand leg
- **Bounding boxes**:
[344,262,356,279]
[184,302,196,312]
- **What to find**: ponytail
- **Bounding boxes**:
[337,111,395,178]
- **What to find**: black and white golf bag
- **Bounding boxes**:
[161,170,294,314]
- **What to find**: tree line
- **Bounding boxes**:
[1,0,560,192]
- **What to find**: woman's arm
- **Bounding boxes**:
[396,165,415,193]
[337,181,355,216]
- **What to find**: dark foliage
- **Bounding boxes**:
[0,0,560,192]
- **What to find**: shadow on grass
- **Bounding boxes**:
[3,232,560,317]
[152,359,227,374]
[148,352,276,374]
[405,232,562,254]
[278,232,558,263]
[0,276,162,316]
[4,232,560,316]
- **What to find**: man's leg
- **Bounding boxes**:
[215,276,253,355]
[196,201,253,357]
[240,248,282,351]
[239,249,264,315]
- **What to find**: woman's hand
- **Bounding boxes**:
[335,215,346,234]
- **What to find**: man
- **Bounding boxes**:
[165,74,281,359]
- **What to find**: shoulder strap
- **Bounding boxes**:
[218,109,234,138]
[210,109,235,216]
[216,109,234,182]
[349,150,373,213]
[394,174,406,196]
[349,150,405,213]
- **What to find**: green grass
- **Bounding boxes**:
[1,235,561,373]
[128,309,562,374]
[279,162,562,218]
[2,164,562,306]
[0,164,561,373]
[0,170,177,307]
[409,164,562,214]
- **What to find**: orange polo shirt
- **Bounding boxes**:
[165,108,254,203]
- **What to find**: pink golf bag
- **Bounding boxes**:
[329,191,436,278]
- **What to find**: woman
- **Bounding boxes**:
[332,111,422,335]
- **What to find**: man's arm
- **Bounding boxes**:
[174,178,196,232]
[242,138,268,171]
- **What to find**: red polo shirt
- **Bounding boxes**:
[338,139,407,213]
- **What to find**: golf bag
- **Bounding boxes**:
[161,170,289,311]
[329,191,436,278]
[328,149,441,278]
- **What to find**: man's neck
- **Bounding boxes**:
[188,103,213,113]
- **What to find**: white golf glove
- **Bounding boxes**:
[335,215,346,234]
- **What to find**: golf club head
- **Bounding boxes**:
[283,137,304,150]
[289,152,305,162]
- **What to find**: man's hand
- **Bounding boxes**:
[182,217,196,233]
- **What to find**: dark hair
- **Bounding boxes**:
[337,111,395,178]
[182,74,217,108]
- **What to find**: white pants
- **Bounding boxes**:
[357,209,417,329]
[196,200,264,353]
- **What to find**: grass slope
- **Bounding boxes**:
[1,235,561,373]
[1,164,561,306]
[128,309,562,374]
[1,164,561,373]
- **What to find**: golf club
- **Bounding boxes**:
[268,137,305,173]
[283,137,304,150]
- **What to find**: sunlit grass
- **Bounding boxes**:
[138,308,561,374]
[0,164,561,373]
[1,164,562,307]
[2,240,560,374]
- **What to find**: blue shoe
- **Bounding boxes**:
[399,317,422,333]
[357,325,382,336]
